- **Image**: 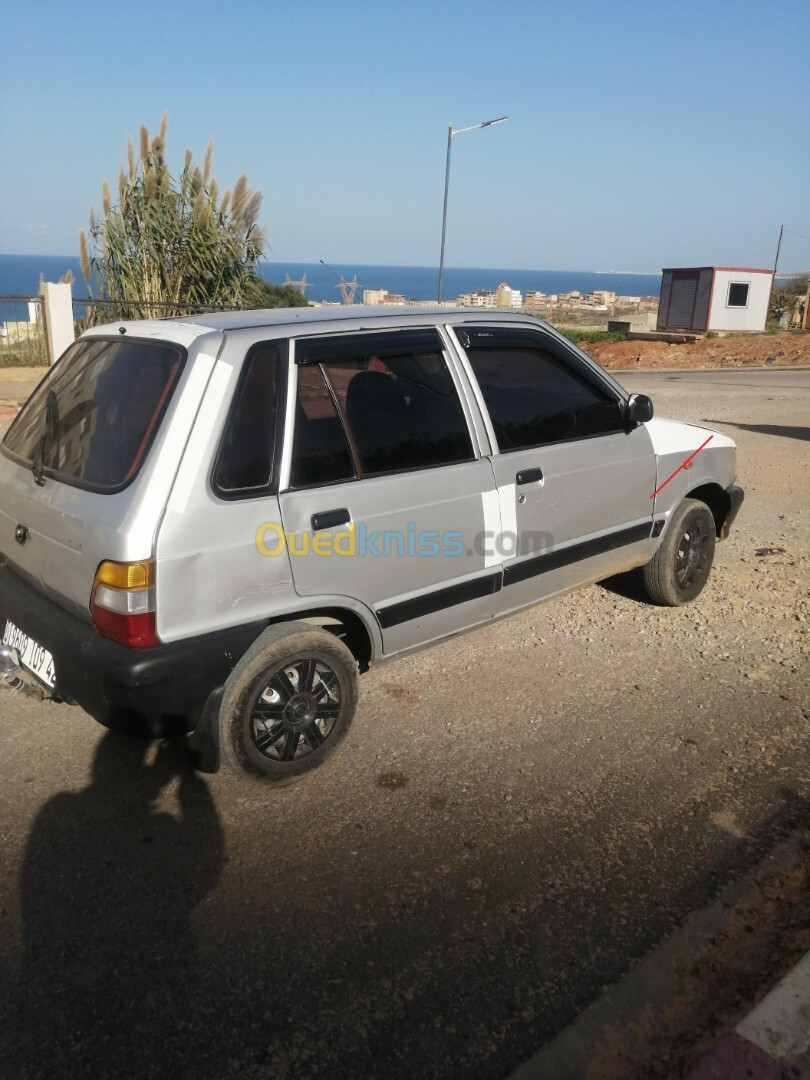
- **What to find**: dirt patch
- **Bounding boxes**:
[581,332,810,370]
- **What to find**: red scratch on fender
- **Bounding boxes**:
[650,435,714,499]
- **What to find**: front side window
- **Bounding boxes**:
[460,328,623,450]
[727,282,749,308]
[290,330,474,484]
[2,337,184,491]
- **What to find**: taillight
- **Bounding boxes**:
[91,560,159,648]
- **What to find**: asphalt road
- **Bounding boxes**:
[0,369,808,1079]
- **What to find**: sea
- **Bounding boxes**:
[0,253,663,305]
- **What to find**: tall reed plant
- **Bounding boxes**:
[79,114,265,318]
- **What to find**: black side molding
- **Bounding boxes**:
[375,520,657,629]
[504,522,652,588]
[377,572,502,629]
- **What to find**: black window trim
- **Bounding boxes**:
[456,322,629,454]
[211,338,289,501]
[293,327,444,365]
[458,322,628,401]
[285,327,479,489]
[1,334,188,495]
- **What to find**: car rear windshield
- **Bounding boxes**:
[2,337,184,492]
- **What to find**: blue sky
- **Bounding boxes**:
[1,0,808,272]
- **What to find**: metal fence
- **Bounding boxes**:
[71,297,241,330]
[0,296,46,366]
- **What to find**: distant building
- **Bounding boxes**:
[524,290,557,307]
[657,267,773,333]
[459,290,497,308]
[363,289,387,305]
[558,290,582,309]
[585,290,616,307]
[363,289,406,306]
[496,283,522,309]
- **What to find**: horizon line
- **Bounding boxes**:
[0,252,667,276]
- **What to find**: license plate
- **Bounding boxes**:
[2,619,56,689]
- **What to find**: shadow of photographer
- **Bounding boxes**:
[12,731,224,1079]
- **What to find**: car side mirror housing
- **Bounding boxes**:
[626,393,654,426]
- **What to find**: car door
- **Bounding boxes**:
[450,324,657,614]
[277,327,500,656]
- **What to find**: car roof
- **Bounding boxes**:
[175,305,461,332]
[80,305,538,340]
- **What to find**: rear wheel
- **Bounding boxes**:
[220,623,358,781]
[643,498,716,606]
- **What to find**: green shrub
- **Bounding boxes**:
[558,329,629,344]
[0,352,46,367]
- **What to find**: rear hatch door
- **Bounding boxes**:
[0,334,208,621]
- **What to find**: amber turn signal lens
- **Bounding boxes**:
[94,560,154,590]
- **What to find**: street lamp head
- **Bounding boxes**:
[450,116,509,137]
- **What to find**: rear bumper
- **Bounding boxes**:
[0,561,264,736]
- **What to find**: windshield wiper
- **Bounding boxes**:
[32,390,59,486]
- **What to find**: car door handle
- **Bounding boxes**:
[516,468,543,485]
[311,508,351,531]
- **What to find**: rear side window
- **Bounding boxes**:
[461,330,623,450]
[291,329,474,484]
[215,344,282,495]
[290,365,355,488]
[2,337,184,491]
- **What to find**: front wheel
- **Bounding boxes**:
[642,498,716,606]
[220,623,358,781]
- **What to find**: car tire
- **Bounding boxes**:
[219,622,358,782]
[642,498,716,606]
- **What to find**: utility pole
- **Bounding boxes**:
[768,224,784,325]
[773,224,784,276]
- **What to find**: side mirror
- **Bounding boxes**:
[626,393,654,425]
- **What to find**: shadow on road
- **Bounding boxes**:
[6,731,808,1078]
[703,419,810,442]
[597,566,650,604]
[11,731,224,1079]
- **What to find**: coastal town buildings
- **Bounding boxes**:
[359,283,660,317]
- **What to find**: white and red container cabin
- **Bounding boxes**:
[657,266,773,333]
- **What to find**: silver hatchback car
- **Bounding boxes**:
[0,308,742,781]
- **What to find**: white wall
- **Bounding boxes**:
[708,270,772,332]
[39,281,75,364]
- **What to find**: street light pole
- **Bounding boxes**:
[437,116,507,303]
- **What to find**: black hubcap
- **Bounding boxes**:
[675,518,710,590]
[248,658,341,763]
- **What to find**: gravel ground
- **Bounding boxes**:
[0,369,807,1079]
[582,330,810,370]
